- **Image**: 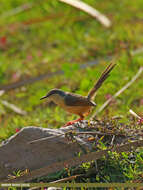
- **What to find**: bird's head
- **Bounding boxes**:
[40,88,66,104]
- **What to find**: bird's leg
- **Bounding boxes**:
[62,116,84,127]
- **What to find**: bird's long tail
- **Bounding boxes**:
[87,63,116,100]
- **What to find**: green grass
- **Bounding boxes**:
[0,0,143,183]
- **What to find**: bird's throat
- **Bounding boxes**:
[50,94,66,107]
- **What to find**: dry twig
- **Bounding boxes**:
[76,131,126,137]
[50,174,83,183]
[110,135,115,146]
[29,174,83,190]
[59,0,111,27]
[1,100,27,115]
[92,67,143,117]
[28,134,64,144]
[129,109,141,119]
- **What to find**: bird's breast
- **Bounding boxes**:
[62,105,92,116]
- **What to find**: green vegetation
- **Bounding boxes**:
[0,0,143,183]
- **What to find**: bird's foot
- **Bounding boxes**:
[62,118,83,127]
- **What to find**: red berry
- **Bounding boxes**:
[0,36,7,45]
[137,118,143,125]
[15,128,20,133]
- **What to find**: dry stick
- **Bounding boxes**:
[50,174,83,183]
[0,81,27,116]
[0,70,64,91]
[0,13,65,34]
[129,109,141,119]
[59,0,111,27]
[1,100,27,115]
[76,131,126,137]
[111,135,115,146]
[23,13,64,25]
[28,134,64,144]
[92,67,143,118]
[29,174,83,189]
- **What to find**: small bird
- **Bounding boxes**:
[40,63,116,126]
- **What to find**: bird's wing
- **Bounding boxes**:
[65,93,95,106]
[87,63,116,100]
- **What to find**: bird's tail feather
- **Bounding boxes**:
[87,63,116,100]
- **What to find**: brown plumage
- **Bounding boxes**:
[40,63,116,125]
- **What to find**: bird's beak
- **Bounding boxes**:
[40,95,48,100]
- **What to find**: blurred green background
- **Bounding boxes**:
[0,0,143,141]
